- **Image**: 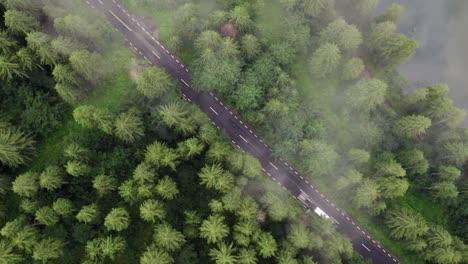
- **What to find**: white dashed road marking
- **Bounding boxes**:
[239,135,248,143]
[109,10,133,32]
[269,162,279,170]
[209,107,218,115]
[152,50,160,59]
[361,244,371,252]
[180,79,189,87]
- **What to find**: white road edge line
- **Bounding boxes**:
[209,107,218,115]
[109,10,133,32]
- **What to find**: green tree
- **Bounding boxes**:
[52,64,81,86]
[51,36,84,56]
[39,165,64,191]
[64,143,89,160]
[256,231,277,258]
[309,42,341,78]
[298,140,338,176]
[86,236,126,261]
[114,110,145,143]
[320,18,362,51]
[237,248,257,264]
[231,84,262,111]
[4,9,39,34]
[198,163,234,193]
[337,168,362,190]
[69,50,107,83]
[442,142,468,166]
[12,172,39,197]
[345,78,388,113]
[133,162,157,184]
[0,56,25,80]
[136,67,174,100]
[104,208,130,232]
[354,179,380,208]
[431,181,459,201]
[35,206,59,226]
[152,176,178,200]
[140,244,174,264]
[425,247,462,264]
[376,3,404,24]
[140,199,166,223]
[236,197,259,221]
[300,0,329,17]
[118,179,139,204]
[262,98,289,117]
[228,5,252,32]
[65,160,90,177]
[368,22,418,68]
[76,204,99,224]
[200,215,230,244]
[209,242,237,264]
[154,223,186,252]
[385,208,429,240]
[0,126,35,167]
[158,102,196,135]
[25,31,48,51]
[14,48,34,71]
[206,141,230,163]
[52,198,73,217]
[32,238,63,262]
[351,0,379,19]
[433,166,461,182]
[11,226,38,253]
[93,174,118,196]
[341,58,364,81]
[73,105,114,134]
[0,240,23,264]
[398,149,429,175]
[0,31,18,55]
[287,221,314,250]
[347,148,370,165]
[394,115,431,138]
[177,137,204,159]
[241,34,260,60]
[427,226,453,248]
[378,176,409,199]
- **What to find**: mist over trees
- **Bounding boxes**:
[0,0,467,263]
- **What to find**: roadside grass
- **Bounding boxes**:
[391,189,449,229]
[29,45,135,171]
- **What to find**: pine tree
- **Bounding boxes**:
[93,174,118,196]
[209,242,238,264]
[0,126,35,167]
[76,204,99,224]
[104,208,130,232]
[385,208,429,240]
[140,199,166,223]
[200,215,230,244]
[39,165,64,191]
[153,223,186,252]
[155,176,179,200]
[12,172,39,197]
[32,238,63,262]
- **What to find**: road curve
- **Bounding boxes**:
[83,0,402,263]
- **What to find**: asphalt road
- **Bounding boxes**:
[83,0,402,263]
